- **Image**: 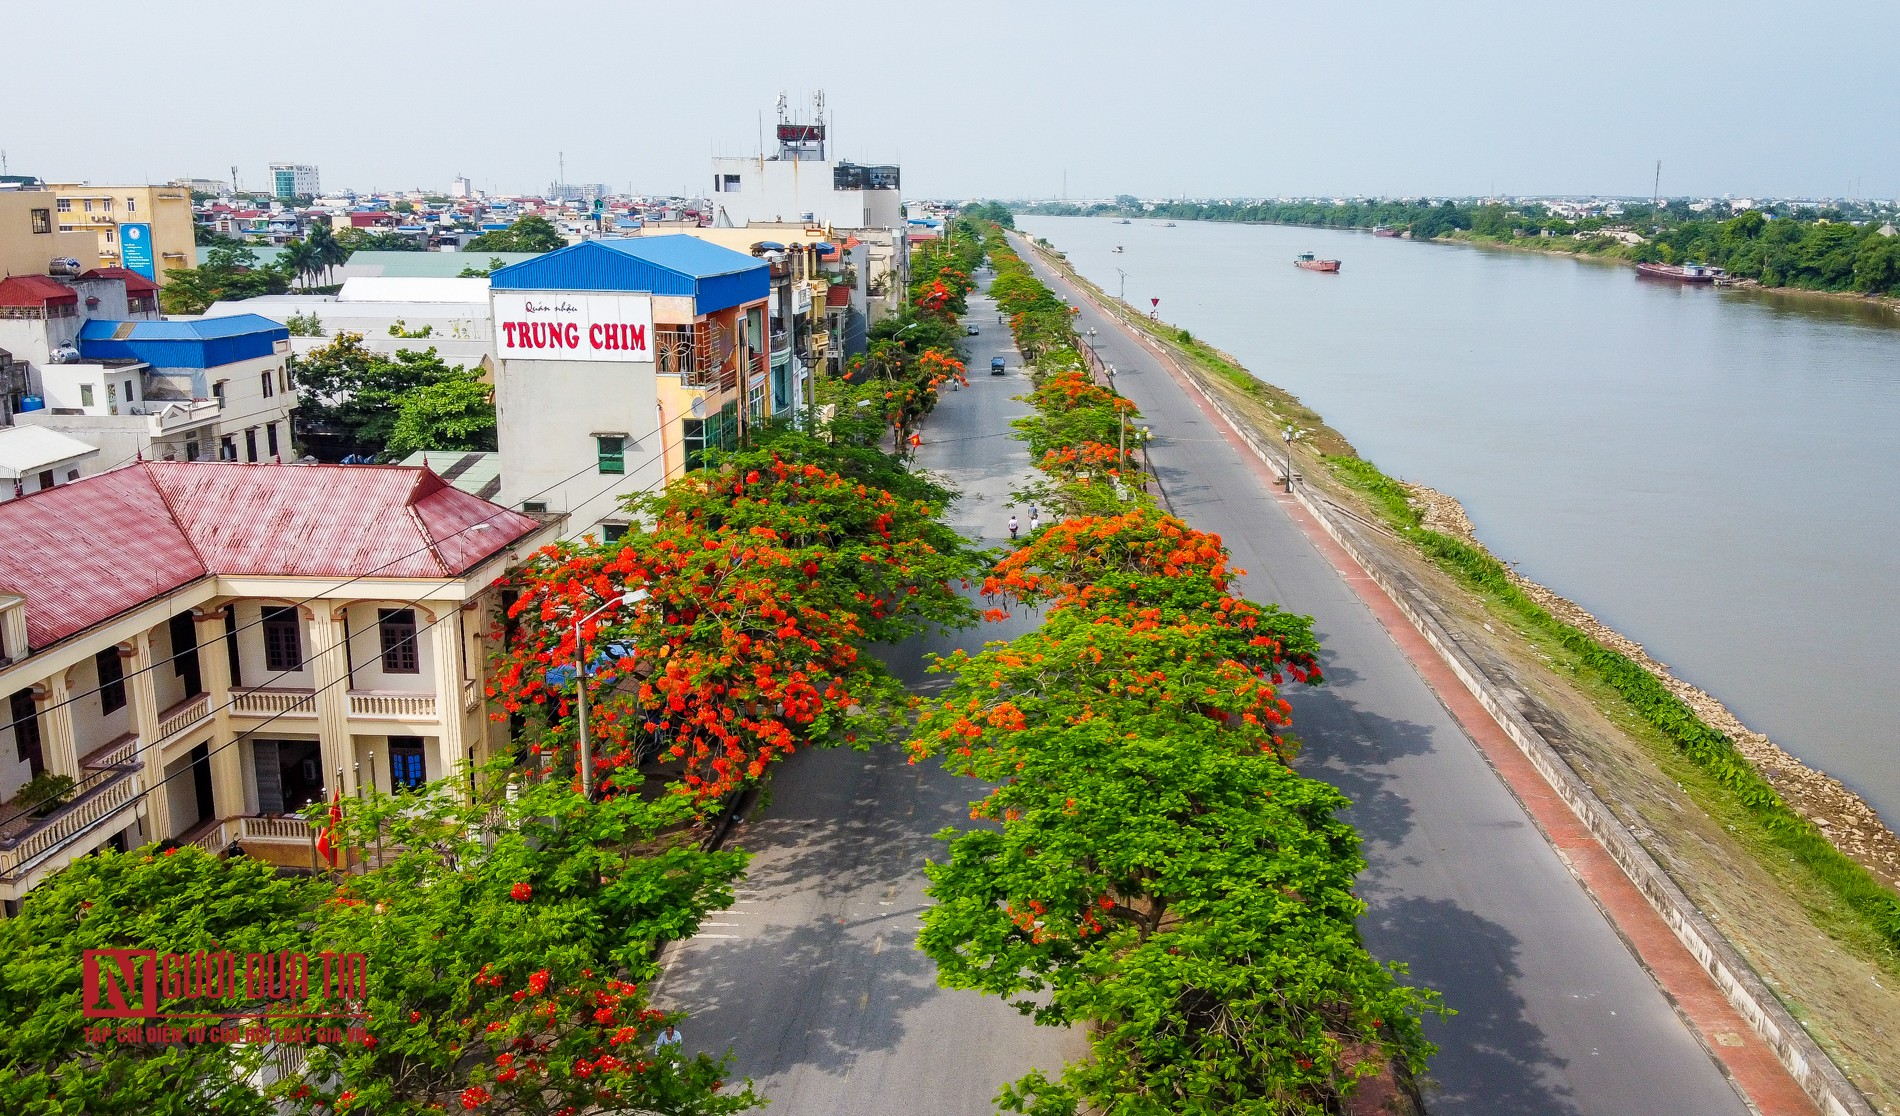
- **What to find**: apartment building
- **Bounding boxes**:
[0,460,552,911]
[0,186,98,279]
[46,184,195,287]
[489,235,770,540]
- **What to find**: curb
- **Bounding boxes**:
[1029,238,1875,1116]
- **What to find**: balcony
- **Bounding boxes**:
[348,690,438,721]
[137,399,222,436]
[230,687,317,719]
[0,768,142,890]
[155,692,211,746]
[464,678,479,713]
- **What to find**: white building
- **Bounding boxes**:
[0,427,99,500]
[710,97,901,229]
[0,460,553,911]
[269,164,320,200]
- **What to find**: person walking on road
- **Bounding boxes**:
[654,1024,683,1058]
[1008,515,1020,540]
[1027,505,1040,533]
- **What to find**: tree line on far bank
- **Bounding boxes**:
[1010,196,1900,296]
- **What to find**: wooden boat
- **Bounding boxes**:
[1294,252,1341,273]
[1636,261,1724,283]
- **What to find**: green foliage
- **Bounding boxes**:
[958,201,1016,229]
[1327,455,1900,951]
[13,772,75,816]
[457,256,507,278]
[464,215,565,254]
[0,847,324,1116]
[160,244,291,315]
[332,227,424,254]
[290,333,482,459]
[384,368,497,457]
[386,318,433,338]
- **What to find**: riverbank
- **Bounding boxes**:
[1022,234,1900,1113]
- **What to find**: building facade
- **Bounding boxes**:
[0,461,551,911]
[270,164,320,200]
[708,104,901,229]
[489,236,769,540]
[0,187,98,280]
[46,184,195,286]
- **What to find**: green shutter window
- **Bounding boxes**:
[597,435,625,475]
[718,402,740,450]
[682,419,707,472]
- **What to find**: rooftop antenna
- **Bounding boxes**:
[231,164,240,194]
[559,151,565,194]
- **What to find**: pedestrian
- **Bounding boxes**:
[1007,515,1019,540]
[1028,507,1040,533]
[654,1024,683,1058]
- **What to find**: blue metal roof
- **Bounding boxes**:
[489,235,768,314]
[77,314,288,369]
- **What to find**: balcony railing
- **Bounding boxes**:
[237,815,312,843]
[464,679,479,713]
[138,398,222,435]
[0,768,141,884]
[156,692,210,744]
[81,731,140,771]
[230,687,317,719]
[348,690,437,720]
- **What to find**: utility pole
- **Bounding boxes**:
[1653,160,1662,209]
[230,165,239,195]
[1116,268,1128,304]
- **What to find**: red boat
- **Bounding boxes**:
[1635,261,1724,283]
[1372,226,1403,238]
[1295,252,1341,272]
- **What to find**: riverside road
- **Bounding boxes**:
[655,262,1755,1115]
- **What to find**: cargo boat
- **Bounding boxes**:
[1372,226,1403,238]
[1294,252,1341,273]
[1635,261,1725,283]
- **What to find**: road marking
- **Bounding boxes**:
[873,934,885,956]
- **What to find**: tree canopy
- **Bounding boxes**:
[290,333,492,460]
[464,216,565,254]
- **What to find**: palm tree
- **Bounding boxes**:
[307,222,347,286]
[280,238,321,291]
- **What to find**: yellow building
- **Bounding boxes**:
[46,184,195,286]
[0,189,99,279]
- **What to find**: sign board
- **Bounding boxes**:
[492,292,655,363]
[120,223,156,280]
[1150,298,1159,308]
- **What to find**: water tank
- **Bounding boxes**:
[47,257,82,277]
[20,395,44,412]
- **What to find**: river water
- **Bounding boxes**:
[1018,214,1900,826]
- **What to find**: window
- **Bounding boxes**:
[55,198,71,212]
[721,174,741,192]
[522,501,548,514]
[97,648,127,714]
[220,435,235,461]
[101,198,113,212]
[30,209,50,234]
[261,371,274,398]
[37,470,54,491]
[8,690,42,776]
[105,228,115,243]
[185,439,200,462]
[389,737,426,790]
[263,607,303,671]
[266,423,278,458]
[602,522,629,544]
[378,609,419,674]
[106,381,117,414]
[126,197,136,212]
[245,428,257,462]
[596,435,625,475]
[682,418,707,472]
[80,384,94,407]
[82,199,93,213]
[169,612,201,697]
[212,381,226,405]
[224,609,242,687]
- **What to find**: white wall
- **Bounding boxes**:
[495,354,666,538]
[207,353,297,461]
[69,649,134,759]
[709,157,900,228]
[339,603,438,693]
[229,601,317,691]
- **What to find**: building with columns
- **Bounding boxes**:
[0,460,552,912]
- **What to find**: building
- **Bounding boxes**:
[171,177,231,197]
[269,164,320,200]
[202,277,495,368]
[0,275,297,467]
[0,186,98,280]
[488,236,770,540]
[709,95,902,229]
[0,460,553,910]
[0,427,99,500]
[449,176,475,200]
[45,184,195,286]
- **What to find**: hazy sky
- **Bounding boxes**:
[8,0,1897,201]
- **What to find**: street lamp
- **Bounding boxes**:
[1281,426,1300,493]
[574,588,648,800]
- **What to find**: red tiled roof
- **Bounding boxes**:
[0,462,542,652]
[825,284,852,308]
[79,266,160,296]
[0,275,78,308]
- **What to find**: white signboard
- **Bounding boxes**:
[492,292,656,363]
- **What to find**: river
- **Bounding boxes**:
[1017,214,1900,827]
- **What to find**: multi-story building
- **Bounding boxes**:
[0,186,98,280]
[0,272,297,467]
[709,96,901,229]
[0,460,553,911]
[45,184,195,287]
[489,236,769,540]
[270,164,320,200]
[659,227,831,419]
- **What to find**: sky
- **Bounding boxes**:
[7,0,1898,201]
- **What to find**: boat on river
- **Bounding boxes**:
[1116,219,1132,225]
[1162,221,1177,227]
[1372,226,1403,238]
[1295,252,1341,273]
[1636,261,1725,283]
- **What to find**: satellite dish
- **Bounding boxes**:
[690,395,706,418]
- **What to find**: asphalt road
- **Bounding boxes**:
[652,282,1084,1114]
[1017,239,1751,1115]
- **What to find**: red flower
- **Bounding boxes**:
[510,882,533,902]
[460,1085,491,1109]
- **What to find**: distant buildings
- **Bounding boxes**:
[269,164,320,200]
[0,460,551,909]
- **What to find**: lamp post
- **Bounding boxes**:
[1116,268,1128,303]
[1281,426,1298,493]
[574,588,648,800]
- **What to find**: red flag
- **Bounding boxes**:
[316,788,342,867]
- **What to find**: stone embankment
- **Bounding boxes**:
[1407,484,1900,888]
